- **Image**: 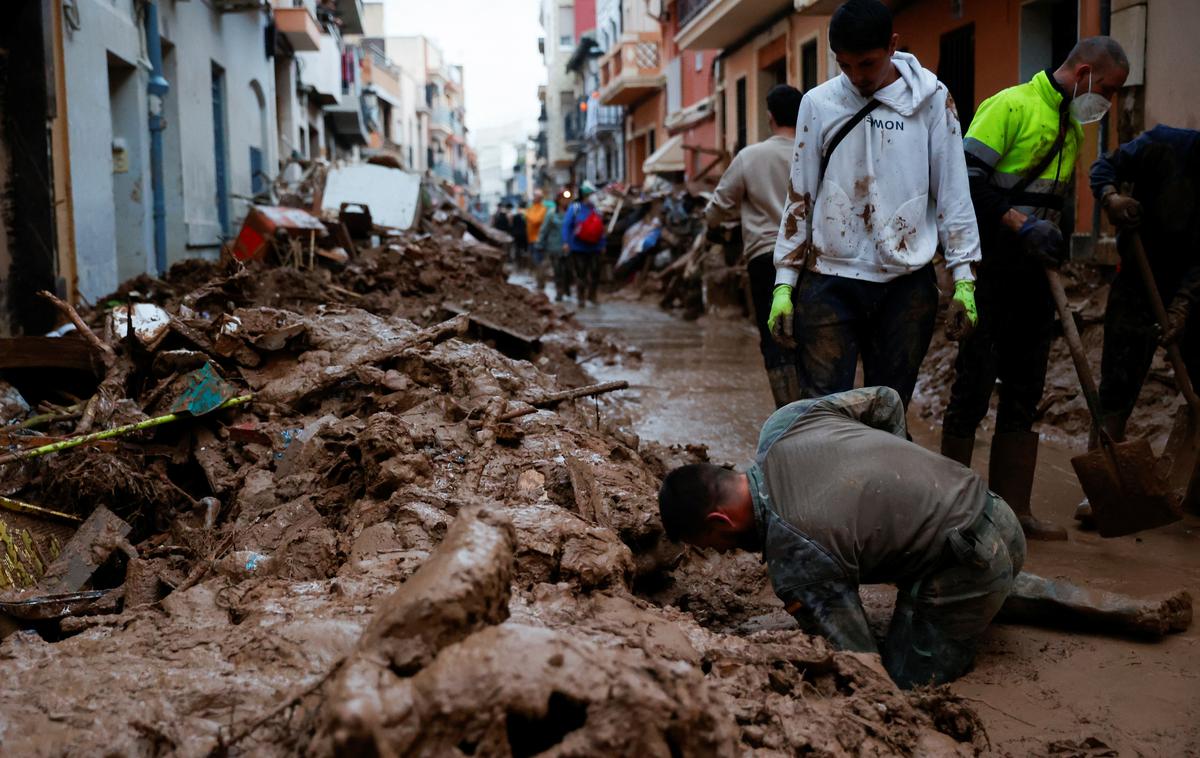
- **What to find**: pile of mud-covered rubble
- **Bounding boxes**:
[0,187,986,754]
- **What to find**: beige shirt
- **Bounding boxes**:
[705,134,793,262]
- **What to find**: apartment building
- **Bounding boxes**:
[539,0,579,187]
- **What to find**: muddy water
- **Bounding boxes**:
[572,297,775,464]
[569,292,1200,755]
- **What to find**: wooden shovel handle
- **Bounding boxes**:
[1045,269,1108,436]
[1128,233,1200,413]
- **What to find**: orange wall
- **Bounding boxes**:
[893,0,1105,237]
[719,14,828,155]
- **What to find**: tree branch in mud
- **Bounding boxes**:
[498,380,630,421]
[37,290,125,434]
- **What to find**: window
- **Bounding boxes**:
[735,76,747,154]
[666,57,682,114]
[558,6,574,49]
[695,52,703,72]
[801,39,818,93]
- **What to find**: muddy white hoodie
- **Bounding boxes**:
[773,52,980,287]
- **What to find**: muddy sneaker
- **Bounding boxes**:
[1074,497,1096,529]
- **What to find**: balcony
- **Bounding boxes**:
[598,33,666,107]
[273,6,321,52]
[430,106,453,135]
[676,0,795,50]
[585,100,623,139]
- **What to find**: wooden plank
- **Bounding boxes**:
[37,506,132,594]
[0,337,102,374]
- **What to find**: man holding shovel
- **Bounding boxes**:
[940,37,1129,540]
[1077,126,1200,525]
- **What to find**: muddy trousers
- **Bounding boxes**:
[943,258,1055,437]
[749,255,803,406]
[749,255,794,371]
[883,494,1027,688]
[1098,267,1200,434]
[572,253,601,302]
[550,255,574,300]
[790,265,938,405]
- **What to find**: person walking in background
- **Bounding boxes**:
[512,201,529,267]
[537,193,572,300]
[767,0,981,410]
[526,189,550,288]
[563,181,606,307]
[706,84,805,407]
[940,36,1129,541]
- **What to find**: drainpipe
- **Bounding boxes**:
[143,0,170,276]
[1091,0,1112,249]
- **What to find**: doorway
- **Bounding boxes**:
[211,63,230,237]
[938,23,975,130]
[108,53,148,283]
[1020,0,1078,82]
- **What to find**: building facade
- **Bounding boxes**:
[0,0,488,335]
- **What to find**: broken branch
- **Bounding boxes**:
[37,290,115,363]
[499,380,630,421]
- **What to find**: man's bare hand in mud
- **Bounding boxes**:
[768,284,796,349]
[1160,299,1190,345]
[1103,192,1142,228]
[945,280,978,341]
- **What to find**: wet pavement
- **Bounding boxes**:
[558,286,1200,754]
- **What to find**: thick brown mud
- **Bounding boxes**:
[573,292,1200,756]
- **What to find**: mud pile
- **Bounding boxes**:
[0,214,983,754]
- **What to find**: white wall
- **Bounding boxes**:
[62,0,148,301]
[1144,0,1200,130]
[63,0,278,301]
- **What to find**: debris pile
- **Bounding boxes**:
[0,183,983,754]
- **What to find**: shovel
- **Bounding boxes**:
[1045,268,1181,537]
[1128,233,1200,513]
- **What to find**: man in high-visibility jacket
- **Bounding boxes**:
[940,37,1129,541]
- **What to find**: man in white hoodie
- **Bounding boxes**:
[767,0,981,408]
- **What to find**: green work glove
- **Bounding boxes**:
[768,284,795,348]
[945,279,978,341]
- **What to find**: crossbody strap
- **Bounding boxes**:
[818,99,882,184]
[1010,103,1070,198]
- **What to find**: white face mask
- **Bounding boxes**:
[1070,71,1111,124]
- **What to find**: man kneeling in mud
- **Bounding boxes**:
[658,387,1025,688]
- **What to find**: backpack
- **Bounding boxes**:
[574,205,605,245]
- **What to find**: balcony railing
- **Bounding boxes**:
[598,32,666,107]
[564,112,586,144]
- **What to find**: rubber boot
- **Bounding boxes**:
[766,366,802,408]
[989,431,1068,541]
[940,432,975,469]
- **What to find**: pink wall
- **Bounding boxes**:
[575,0,596,42]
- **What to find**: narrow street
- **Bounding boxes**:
[570,290,1200,755]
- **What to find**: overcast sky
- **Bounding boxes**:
[381,0,548,142]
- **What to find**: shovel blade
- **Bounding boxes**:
[1157,404,1200,513]
[1072,439,1182,538]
